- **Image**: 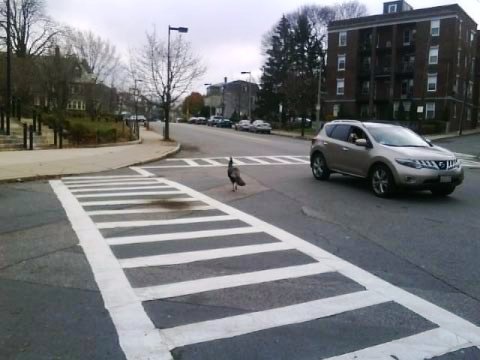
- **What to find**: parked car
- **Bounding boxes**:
[196,117,207,125]
[310,120,464,197]
[188,117,197,124]
[292,117,312,127]
[129,115,147,122]
[249,120,272,134]
[217,118,232,128]
[235,120,251,131]
[208,115,223,126]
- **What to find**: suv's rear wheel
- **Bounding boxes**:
[370,164,396,198]
[311,153,330,180]
[431,185,456,197]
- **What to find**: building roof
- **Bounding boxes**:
[329,4,477,33]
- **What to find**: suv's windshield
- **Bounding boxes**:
[366,125,429,147]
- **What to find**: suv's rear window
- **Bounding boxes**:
[329,124,351,141]
[325,125,335,137]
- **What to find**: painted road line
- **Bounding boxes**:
[224,157,246,165]
[461,159,480,168]
[50,180,172,360]
[87,205,214,216]
[106,227,262,246]
[80,198,197,207]
[96,215,237,229]
[184,159,200,166]
[324,328,471,360]
[454,152,477,159]
[71,185,173,193]
[158,178,480,347]
[63,175,147,180]
[244,156,271,165]
[76,191,184,198]
[63,178,154,185]
[160,290,386,350]
[130,166,161,177]
[282,156,310,164]
[67,181,162,189]
[266,156,294,164]
[203,159,223,166]
[134,262,333,301]
[119,242,295,268]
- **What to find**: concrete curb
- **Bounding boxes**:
[0,142,181,185]
[271,131,313,141]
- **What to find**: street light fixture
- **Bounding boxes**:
[241,71,252,120]
[166,25,189,140]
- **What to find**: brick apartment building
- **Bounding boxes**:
[325,0,479,132]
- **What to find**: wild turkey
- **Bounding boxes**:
[228,157,246,192]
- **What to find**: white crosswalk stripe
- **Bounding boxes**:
[142,155,310,169]
[455,152,480,169]
[50,171,480,360]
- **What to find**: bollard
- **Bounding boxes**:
[0,108,4,132]
[17,101,21,122]
[54,127,57,147]
[59,126,63,149]
[23,123,27,149]
[38,115,42,135]
[29,125,33,150]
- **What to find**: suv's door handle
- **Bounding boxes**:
[323,142,329,145]
[342,147,349,151]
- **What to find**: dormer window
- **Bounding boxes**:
[388,4,397,13]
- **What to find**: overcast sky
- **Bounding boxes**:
[46,0,480,93]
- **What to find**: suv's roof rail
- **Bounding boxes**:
[330,119,362,124]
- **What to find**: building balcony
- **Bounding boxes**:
[358,65,372,78]
[400,91,414,99]
[359,43,372,54]
[399,41,416,52]
[375,66,392,77]
[396,63,415,77]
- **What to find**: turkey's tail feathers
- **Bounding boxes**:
[236,176,246,186]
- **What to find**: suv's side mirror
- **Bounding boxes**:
[355,138,368,147]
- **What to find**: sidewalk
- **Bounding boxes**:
[0,128,179,183]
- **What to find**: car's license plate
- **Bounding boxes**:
[440,176,452,183]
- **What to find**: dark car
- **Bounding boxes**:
[217,119,232,128]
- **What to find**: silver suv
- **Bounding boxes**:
[310,120,464,197]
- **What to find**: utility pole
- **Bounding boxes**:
[6,0,12,135]
[204,83,212,118]
[316,56,324,125]
[241,71,252,120]
[222,77,227,119]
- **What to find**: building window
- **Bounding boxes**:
[459,20,462,39]
[471,31,476,44]
[467,108,472,121]
[401,79,413,97]
[337,79,345,95]
[431,20,440,37]
[457,49,461,67]
[333,104,340,117]
[429,46,439,65]
[339,31,347,47]
[452,103,457,119]
[427,74,437,92]
[403,30,411,45]
[468,81,473,99]
[337,55,346,71]
[361,81,370,95]
[393,102,399,118]
[426,102,435,119]
[388,4,397,13]
[404,101,411,112]
[454,75,460,95]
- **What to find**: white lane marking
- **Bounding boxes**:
[159,178,480,347]
[63,178,153,185]
[160,290,386,350]
[142,163,306,169]
[50,180,172,360]
[461,159,480,168]
[119,242,295,268]
[71,185,172,193]
[134,262,333,301]
[266,156,293,164]
[184,159,200,166]
[106,227,262,246]
[224,157,246,165]
[96,215,237,229]
[80,198,197,207]
[324,328,471,360]
[67,181,161,189]
[454,152,477,159]
[76,191,184,198]
[282,156,310,164]
[244,156,270,165]
[130,166,159,177]
[63,175,147,180]
[87,205,214,216]
[203,158,223,166]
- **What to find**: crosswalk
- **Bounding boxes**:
[140,153,480,170]
[50,171,480,360]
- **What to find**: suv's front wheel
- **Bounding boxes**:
[311,153,330,181]
[370,164,396,198]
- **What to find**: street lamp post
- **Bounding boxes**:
[166,25,188,140]
[5,0,12,135]
[241,71,252,120]
[133,79,143,136]
[204,83,212,119]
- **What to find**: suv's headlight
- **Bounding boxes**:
[395,158,422,169]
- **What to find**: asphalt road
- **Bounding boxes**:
[1,122,480,359]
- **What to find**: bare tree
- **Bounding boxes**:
[65,28,120,84]
[0,0,59,57]
[334,1,368,20]
[134,27,205,139]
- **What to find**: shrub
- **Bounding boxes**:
[69,123,91,145]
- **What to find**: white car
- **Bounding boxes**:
[249,120,272,134]
[129,115,147,122]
